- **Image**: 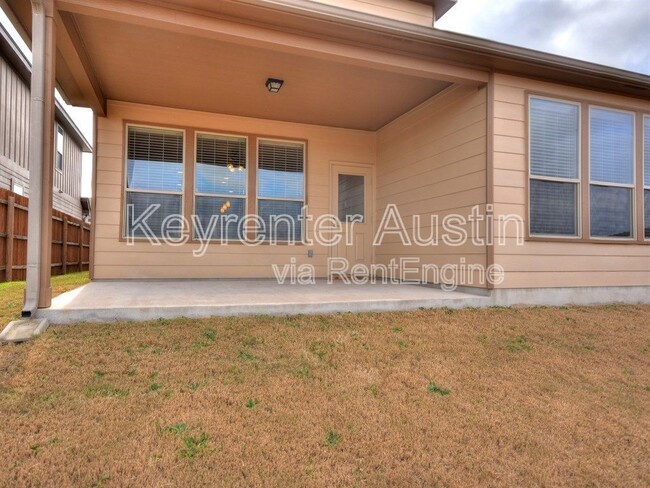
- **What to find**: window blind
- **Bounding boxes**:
[530,98,579,179]
[125,126,184,238]
[127,126,183,192]
[257,140,304,241]
[128,126,183,163]
[590,108,634,185]
[589,108,634,238]
[528,97,579,237]
[195,133,247,196]
[258,140,304,200]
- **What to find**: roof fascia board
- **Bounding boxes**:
[225,0,650,98]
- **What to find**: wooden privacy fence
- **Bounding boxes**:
[0,188,90,282]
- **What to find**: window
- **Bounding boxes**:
[643,115,650,239]
[257,139,305,242]
[125,126,184,238]
[55,125,64,173]
[338,174,365,222]
[194,133,247,240]
[529,97,580,236]
[12,181,24,196]
[589,107,635,238]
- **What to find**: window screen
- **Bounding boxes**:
[257,140,305,242]
[589,108,635,238]
[529,97,579,236]
[194,133,247,240]
[530,180,577,236]
[125,126,184,238]
[590,185,633,238]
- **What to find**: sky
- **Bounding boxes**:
[1,0,649,197]
[436,0,650,75]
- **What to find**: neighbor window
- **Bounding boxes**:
[589,107,635,238]
[194,133,247,240]
[55,125,64,172]
[257,139,305,242]
[529,97,580,236]
[643,115,650,239]
[125,126,184,238]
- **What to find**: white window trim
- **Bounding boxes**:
[588,105,636,240]
[123,123,186,240]
[256,137,307,242]
[193,131,249,242]
[639,114,650,241]
[528,95,582,239]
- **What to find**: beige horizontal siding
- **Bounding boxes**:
[491,73,650,288]
[375,85,488,287]
[93,100,376,279]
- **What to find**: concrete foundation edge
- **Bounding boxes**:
[34,285,650,325]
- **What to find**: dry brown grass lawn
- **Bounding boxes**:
[0,302,649,486]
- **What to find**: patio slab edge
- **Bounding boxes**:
[37,296,491,324]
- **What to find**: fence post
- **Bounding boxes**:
[61,215,68,274]
[77,221,82,271]
[5,195,15,282]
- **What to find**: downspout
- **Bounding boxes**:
[23,0,55,317]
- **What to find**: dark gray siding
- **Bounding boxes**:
[0,54,84,219]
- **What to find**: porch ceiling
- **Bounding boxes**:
[71,14,449,130]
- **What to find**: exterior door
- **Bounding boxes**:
[330,162,374,273]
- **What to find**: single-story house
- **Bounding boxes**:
[0,22,91,219]
[3,0,649,320]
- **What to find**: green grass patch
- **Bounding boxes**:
[325,430,341,447]
[427,381,451,396]
[505,336,532,352]
[84,384,130,399]
[161,423,187,435]
[179,432,209,459]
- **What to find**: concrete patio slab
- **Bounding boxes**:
[0,318,49,343]
[36,280,491,324]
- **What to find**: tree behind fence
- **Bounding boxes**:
[0,188,90,282]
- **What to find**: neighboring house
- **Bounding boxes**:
[0,23,91,219]
[3,0,649,313]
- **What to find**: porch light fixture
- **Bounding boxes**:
[265,78,284,93]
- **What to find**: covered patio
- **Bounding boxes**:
[40,279,490,323]
[4,0,491,322]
